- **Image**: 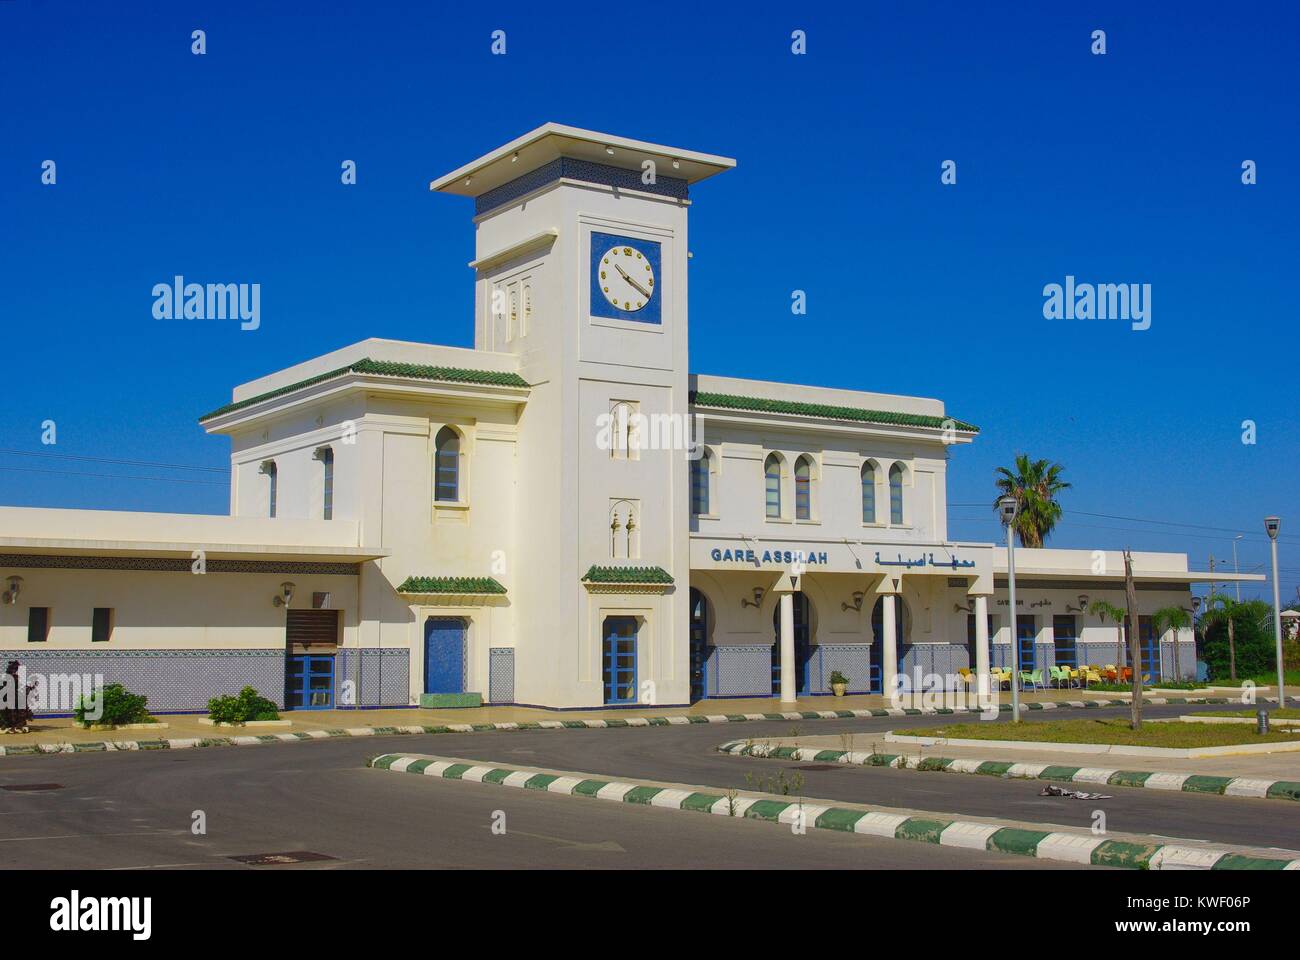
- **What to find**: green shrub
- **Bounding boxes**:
[828,670,850,686]
[207,686,280,724]
[74,683,151,728]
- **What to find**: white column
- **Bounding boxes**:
[779,592,796,704]
[974,595,991,698]
[881,593,898,699]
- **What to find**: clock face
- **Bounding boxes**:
[590,232,661,324]
[598,245,655,312]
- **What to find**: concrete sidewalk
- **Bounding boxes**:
[2,688,1135,749]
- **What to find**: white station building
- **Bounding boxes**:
[0,125,1257,714]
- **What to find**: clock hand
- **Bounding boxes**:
[614,263,652,298]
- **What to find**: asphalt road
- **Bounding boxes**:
[0,739,1071,870]
[0,701,1290,869]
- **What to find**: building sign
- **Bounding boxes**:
[710,548,829,565]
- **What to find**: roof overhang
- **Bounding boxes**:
[0,538,388,564]
[430,123,736,197]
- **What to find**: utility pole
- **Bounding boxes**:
[1124,550,1143,730]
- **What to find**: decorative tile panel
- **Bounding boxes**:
[489,647,515,703]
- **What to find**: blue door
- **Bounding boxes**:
[689,589,709,701]
[1016,615,1037,673]
[286,655,334,709]
[603,617,638,704]
[425,617,466,694]
[1138,616,1160,682]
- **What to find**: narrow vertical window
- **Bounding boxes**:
[861,462,876,523]
[794,456,812,520]
[691,450,711,516]
[261,460,278,518]
[522,283,532,337]
[92,607,113,643]
[889,463,904,524]
[764,454,782,518]
[315,447,334,520]
[27,607,49,643]
[435,426,460,502]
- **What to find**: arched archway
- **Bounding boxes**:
[870,596,912,692]
[689,588,712,701]
[772,592,814,696]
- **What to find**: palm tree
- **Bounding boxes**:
[1089,599,1128,672]
[1201,597,1272,681]
[992,454,1071,548]
[1153,606,1192,684]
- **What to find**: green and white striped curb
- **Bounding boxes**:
[717,740,1300,802]
[369,752,1300,870]
[0,695,1255,759]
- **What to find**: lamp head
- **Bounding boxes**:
[273,581,296,607]
[1265,516,1281,541]
[997,495,1019,525]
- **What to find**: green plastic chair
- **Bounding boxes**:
[1020,669,1044,691]
[1048,665,1070,688]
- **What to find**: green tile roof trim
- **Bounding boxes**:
[582,565,675,584]
[396,576,508,595]
[199,358,529,421]
[690,391,979,433]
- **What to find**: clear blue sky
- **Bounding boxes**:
[2,1,1296,602]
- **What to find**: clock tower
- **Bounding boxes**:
[431,124,734,707]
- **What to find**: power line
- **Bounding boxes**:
[0,465,227,486]
[0,447,226,474]
[947,515,1275,545]
[949,503,1264,538]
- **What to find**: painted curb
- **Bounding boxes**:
[715,741,1300,803]
[884,731,1300,759]
[0,695,1252,759]
[368,752,1300,871]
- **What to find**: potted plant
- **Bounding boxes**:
[829,670,850,697]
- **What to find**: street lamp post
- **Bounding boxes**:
[998,495,1021,723]
[1232,535,1243,603]
[1266,517,1285,705]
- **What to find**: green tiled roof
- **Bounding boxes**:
[582,565,675,584]
[396,576,507,595]
[690,391,979,433]
[200,358,529,421]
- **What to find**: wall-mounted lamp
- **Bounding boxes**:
[1,576,22,605]
[1065,594,1090,613]
[272,581,296,608]
[741,587,764,609]
[953,602,973,614]
[841,591,865,612]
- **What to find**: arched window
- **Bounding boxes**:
[435,427,460,502]
[889,463,905,524]
[260,460,277,518]
[609,401,639,460]
[691,449,711,516]
[861,461,876,523]
[764,454,782,518]
[794,456,813,520]
[314,446,334,520]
